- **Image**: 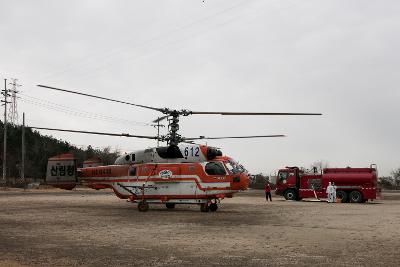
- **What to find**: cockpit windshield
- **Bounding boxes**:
[225,160,246,174]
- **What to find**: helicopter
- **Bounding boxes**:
[33,85,321,212]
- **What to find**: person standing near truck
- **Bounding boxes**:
[326,182,334,203]
[265,182,272,202]
[332,182,337,202]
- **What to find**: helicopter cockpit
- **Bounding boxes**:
[224,159,247,174]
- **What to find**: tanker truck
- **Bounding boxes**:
[275,165,381,203]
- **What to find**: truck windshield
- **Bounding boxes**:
[225,160,245,174]
[278,171,288,183]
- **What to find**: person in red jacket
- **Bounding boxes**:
[265,182,272,202]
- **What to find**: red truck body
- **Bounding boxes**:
[275,165,381,203]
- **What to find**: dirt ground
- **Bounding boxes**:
[0,188,399,267]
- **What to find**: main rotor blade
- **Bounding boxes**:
[184,135,286,140]
[189,111,322,116]
[152,115,169,123]
[37,85,164,113]
[30,126,160,140]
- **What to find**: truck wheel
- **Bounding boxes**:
[209,203,218,212]
[349,191,363,203]
[336,190,348,203]
[284,189,297,201]
[166,203,175,209]
[200,203,209,212]
[138,201,149,212]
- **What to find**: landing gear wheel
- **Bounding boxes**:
[284,189,297,201]
[349,191,363,203]
[209,203,218,212]
[138,201,149,212]
[200,203,209,212]
[336,190,348,203]
[166,203,175,209]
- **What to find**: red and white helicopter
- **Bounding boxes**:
[33,85,321,212]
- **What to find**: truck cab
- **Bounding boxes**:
[275,167,303,200]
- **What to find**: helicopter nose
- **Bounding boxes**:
[241,173,249,190]
[231,174,249,190]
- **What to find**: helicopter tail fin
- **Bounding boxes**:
[46,153,77,190]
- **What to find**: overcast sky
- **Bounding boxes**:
[1,0,399,176]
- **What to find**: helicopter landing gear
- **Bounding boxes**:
[200,203,209,212]
[200,201,218,212]
[209,203,218,212]
[166,203,175,209]
[138,201,149,212]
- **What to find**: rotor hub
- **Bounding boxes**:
[167,112,182,146]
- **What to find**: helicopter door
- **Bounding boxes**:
[184,164,199,198]
[202,162,227,197]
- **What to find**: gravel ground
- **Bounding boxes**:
[0,188,399,266]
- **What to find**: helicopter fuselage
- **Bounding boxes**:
[46,148,249,212]
[80,157,248,205]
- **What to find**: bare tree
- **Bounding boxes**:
[378,176,394,189]
[391,168,400,190]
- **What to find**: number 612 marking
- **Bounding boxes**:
[184,147,200,157]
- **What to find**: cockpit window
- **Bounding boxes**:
[205,162,226,175]
[225,160,245,174]
[278,171,288,183]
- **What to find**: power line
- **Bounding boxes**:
[50,0,299,83]
[38,0,254,81]
[19,93,152,127]
[20,97,146,127]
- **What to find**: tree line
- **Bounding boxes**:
[0,121,120,181]
[379,169,400,190]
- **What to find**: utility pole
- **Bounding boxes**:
[8,79,20,124]
[22,112,25,187]
[1,79,10,184]
[152,118,165,147]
